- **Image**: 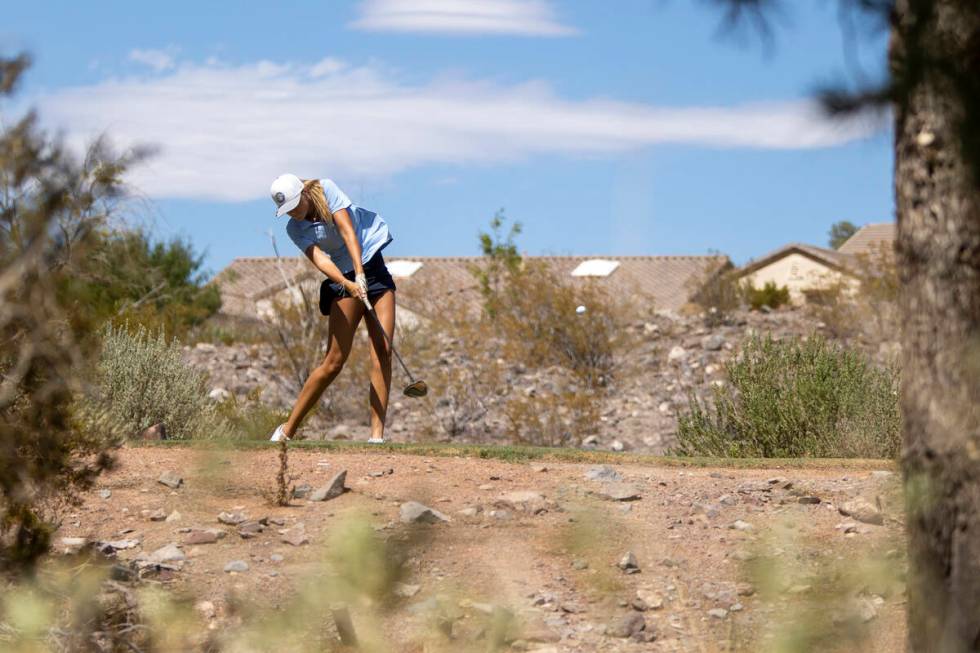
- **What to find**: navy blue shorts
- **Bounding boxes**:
[318,251,396,315]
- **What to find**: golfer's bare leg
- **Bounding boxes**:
[366,290,395,440]
[282,297,365,438]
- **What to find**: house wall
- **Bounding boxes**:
[743,253,853,304]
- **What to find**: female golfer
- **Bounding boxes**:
[268,173,395,444]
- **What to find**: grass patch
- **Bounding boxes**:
[131,439,895,471]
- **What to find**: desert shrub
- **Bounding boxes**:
[689,256,740,326]
[502,386,600,447]
[492,261,633,385]
[806,244,900,350]
[91,323,218,440]
[675,334,901,458]
[743,281,791,311]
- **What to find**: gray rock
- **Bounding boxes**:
[60,537,88,554]
[636,589,664,609]
[310,470,348,502]
[281,523,310,546]
[496,490,549,514]
[595,482,641,502]
[158,471,182,489]
[400,501,450,524]
[224,560,249,573]
[702,334,725,351]
[184,529,220,545]
[142,423,168,441]
[731,520,754,531]
[165,510,182,523]
[839,498,883,525]
[708,608,728,619]
[99,489,112,500]
[147,543,186,563]
[394,582,421,598]
[208,387,231,402]
[618,551,640,574]
[217,511,247,525]
[609,612,646,638]
[238,521,265,538]
[291,483,313,499]
[270,554,284,562]
[144,509,167,521]
[585,466,622,482]
[667,345,688,363]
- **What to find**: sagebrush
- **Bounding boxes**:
[675,334,901,458]
[92,324,218,439]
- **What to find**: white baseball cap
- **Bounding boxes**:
[270,173,304,217]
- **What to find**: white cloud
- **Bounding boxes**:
[310,57,347,77]
[350,0,577,36]
[32,58,878,202]
[128,47,178,72]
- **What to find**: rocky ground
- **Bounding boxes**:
[184,308,897,452]
[54,446,906,652]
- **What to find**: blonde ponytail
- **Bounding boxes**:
[301,179,334,225]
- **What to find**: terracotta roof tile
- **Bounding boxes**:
[838,223,896,256]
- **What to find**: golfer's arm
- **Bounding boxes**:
[332,208,365,277]
[305,246,347,286]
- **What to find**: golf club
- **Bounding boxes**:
[362,296,428,398]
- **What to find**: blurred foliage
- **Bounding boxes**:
[676,334,901,458]
[0,54,133,570]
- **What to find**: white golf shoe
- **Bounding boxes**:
[367,436,387,445]
[270,424,288,442]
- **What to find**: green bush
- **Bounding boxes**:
[59,229,221,340]
[744,281,791,311]
[91,324,219,439]
[675,334,901,458]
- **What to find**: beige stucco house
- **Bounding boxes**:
[736,223,895,305]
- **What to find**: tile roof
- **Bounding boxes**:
[837,223,896,256]
[213,254,730,318]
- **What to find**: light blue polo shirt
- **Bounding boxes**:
[286,178,392,273]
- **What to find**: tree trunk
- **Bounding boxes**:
[895,1,980,651]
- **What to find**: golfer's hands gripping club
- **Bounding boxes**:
[355,272,369,302]
[343,279,368,303]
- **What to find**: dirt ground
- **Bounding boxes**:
[55,445,906,652]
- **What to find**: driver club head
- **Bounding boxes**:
[403,380,428,398]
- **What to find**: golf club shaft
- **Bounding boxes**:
[362,297,416,383]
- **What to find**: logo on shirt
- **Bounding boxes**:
[273,192,285,206]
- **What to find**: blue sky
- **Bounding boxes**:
[4,0,892,275]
